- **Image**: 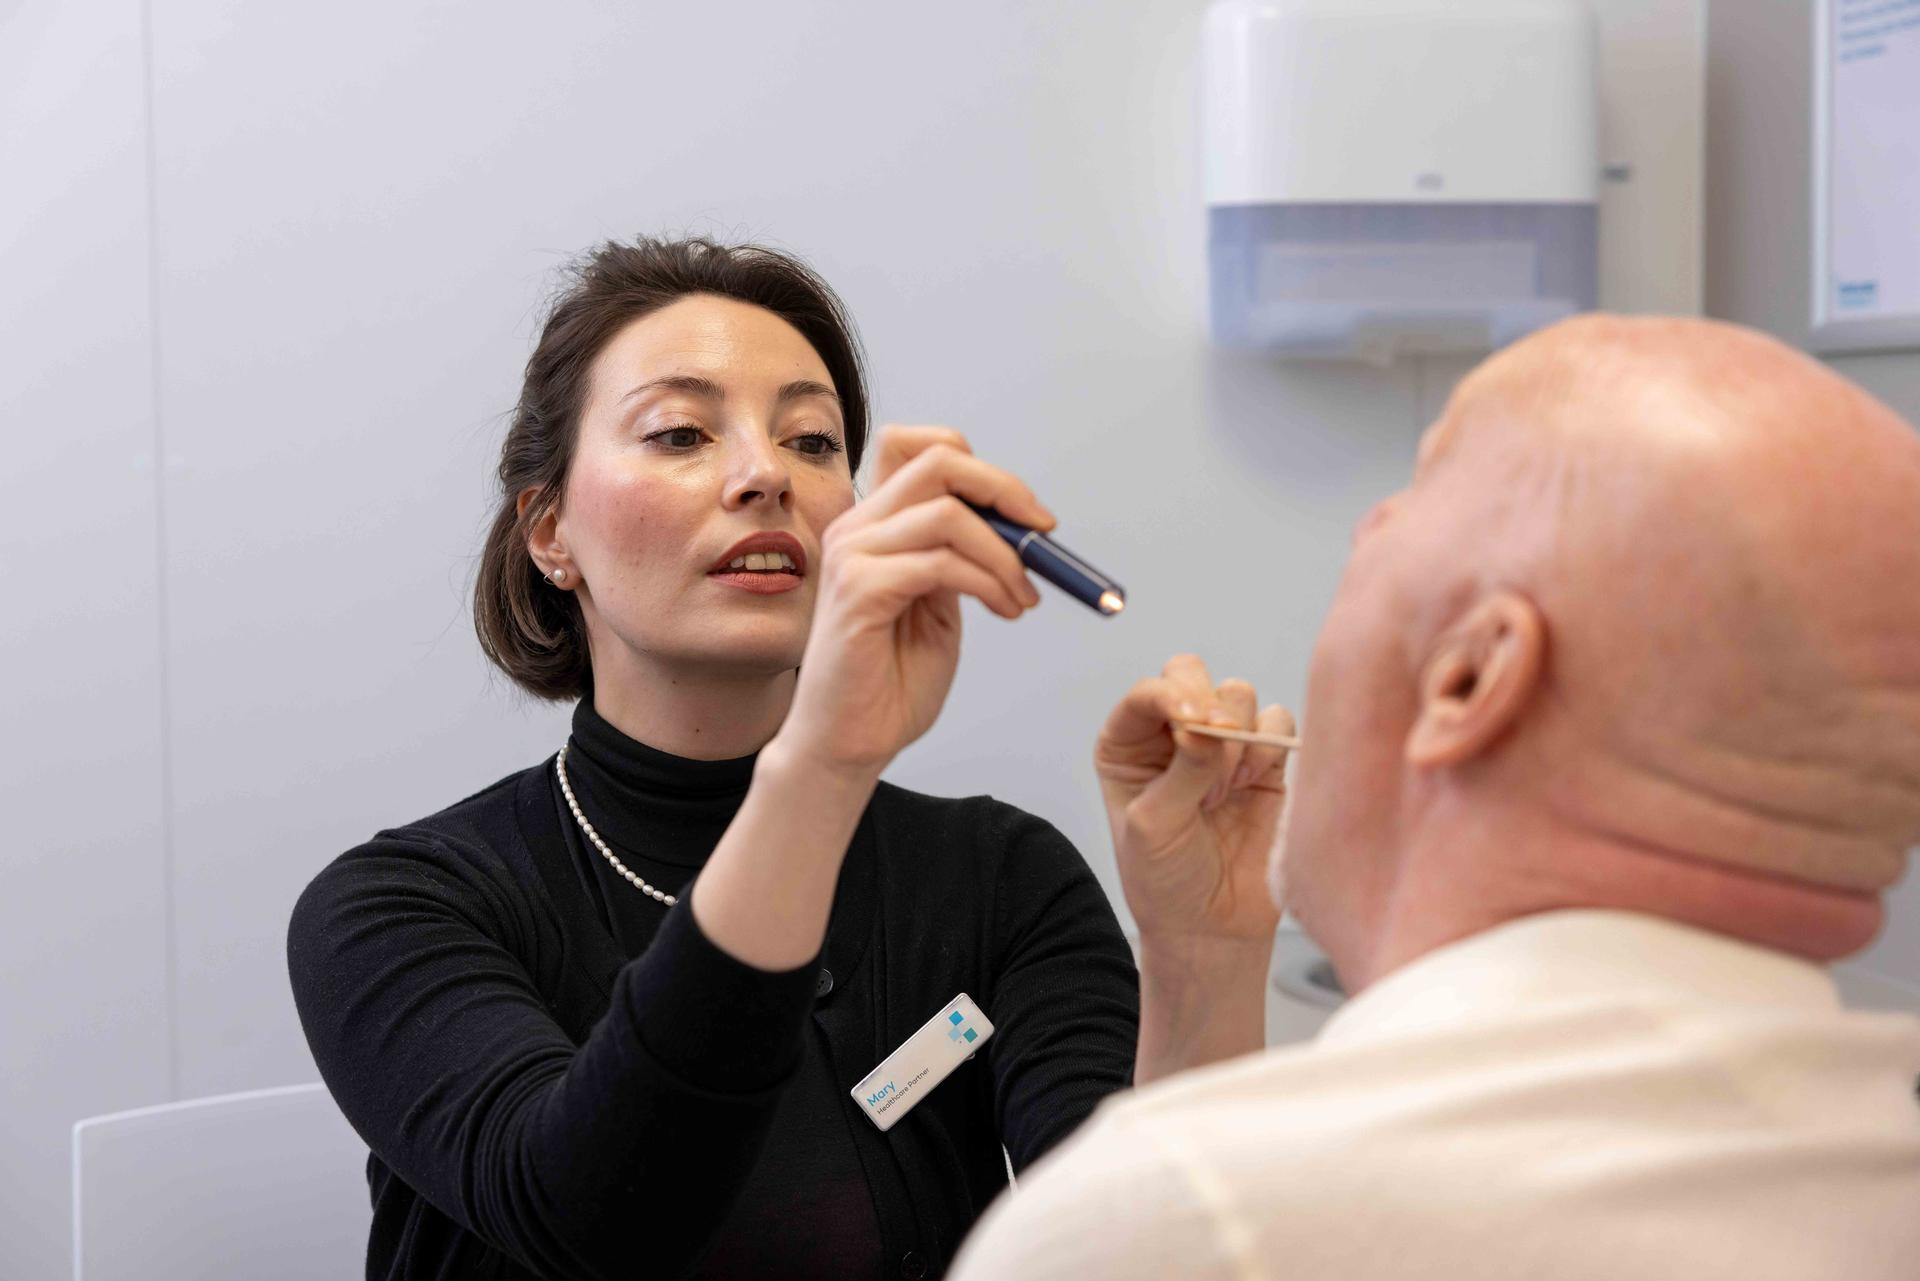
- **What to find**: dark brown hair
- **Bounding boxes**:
[474,236,870,700]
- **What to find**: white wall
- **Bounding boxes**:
[4,1,1705,1276]
[1,6,173,1279]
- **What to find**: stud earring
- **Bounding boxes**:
[544,567,568,586]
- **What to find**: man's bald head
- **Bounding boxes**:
[1283,315,1920,988]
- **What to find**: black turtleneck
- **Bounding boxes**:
[289,701,1140,1281]
[555,700,761,951]
[556,702,880,1277]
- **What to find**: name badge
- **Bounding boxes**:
[850,994,994,1131]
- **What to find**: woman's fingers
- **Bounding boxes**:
[1102,673,1231,833]
[872,425,972,485]
[1100,657,1295,841]
[1203,679,1258,808]
[1161,654,1218,724]
[830,495,1040,612]
[1234,704,1298,790]
[828,426,1056,620]
[1112,659,1284,814]
[854,547,1023,620]
[1098,675,1188,754]
[1161,656,1241,803]
[858,428,1056,533]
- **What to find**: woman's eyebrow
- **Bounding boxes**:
[620,374,726,404]
[617,376,837,407]
[777,379,840,406]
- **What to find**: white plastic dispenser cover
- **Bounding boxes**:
[1203,0,1599,361]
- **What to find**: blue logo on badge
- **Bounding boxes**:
[946,1009,978,1044]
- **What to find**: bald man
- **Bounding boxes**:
[952,316,1920,1280]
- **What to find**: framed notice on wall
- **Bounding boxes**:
[1812,0,1920,352]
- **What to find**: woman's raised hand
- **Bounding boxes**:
[1096,655,1297,950]
[773,426,1053,779]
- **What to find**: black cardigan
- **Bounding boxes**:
[287,757,1140,1281]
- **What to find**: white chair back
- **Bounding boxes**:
[72,1083,368,1281]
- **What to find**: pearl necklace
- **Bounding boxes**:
[554,742,677,907]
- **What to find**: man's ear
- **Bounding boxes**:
[1405,591,1546,769]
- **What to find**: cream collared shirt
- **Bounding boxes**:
[953,911,1920,1280]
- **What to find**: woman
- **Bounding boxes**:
[287,237,1142,1281]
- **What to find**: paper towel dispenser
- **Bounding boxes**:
[1203,0,1600,362]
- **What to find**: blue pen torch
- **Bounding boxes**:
[966,503,1126,617]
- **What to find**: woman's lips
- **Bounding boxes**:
[707,569,804,595]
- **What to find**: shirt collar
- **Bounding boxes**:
[1315,909,1841,1051]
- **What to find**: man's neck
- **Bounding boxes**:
[1344,819,1882,992]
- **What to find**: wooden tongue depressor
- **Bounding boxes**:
[1175,722,1301,750]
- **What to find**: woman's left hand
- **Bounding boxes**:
[1095,654,1296,951]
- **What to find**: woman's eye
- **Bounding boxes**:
[791,432,844,457]
[647,425,704,449]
